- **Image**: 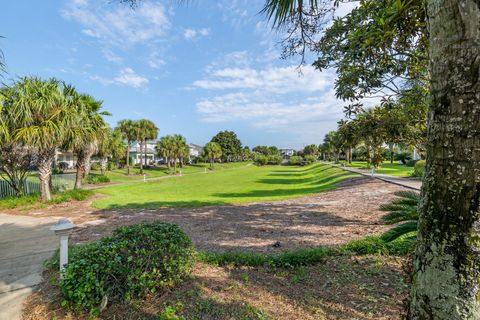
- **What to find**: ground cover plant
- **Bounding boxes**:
[0,189,93,209]
[93,163,357,209]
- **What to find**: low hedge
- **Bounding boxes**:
[59,222,195,314]
[84,173,110,184]
[412,160,425,177]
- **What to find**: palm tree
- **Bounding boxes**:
[117,119,137,175]
[64,93,108,189]
[6,77,74,201]
[96,127,126,175]
[133,119,154,174]
[142,120,158,167]
[203,142,222,168]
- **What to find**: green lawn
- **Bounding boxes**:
[347,161,414,177]
[93,163,358,209]
[92,162,251,183]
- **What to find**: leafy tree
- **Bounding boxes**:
[0,87,33,196]
[202,142,222,168]
[303,144,319,157]
[211,131,242,162]
[156,135,189,171]
[140,120,158,167]
[117,119,137,175]
[263,0,480,316]
[156,135,175,169]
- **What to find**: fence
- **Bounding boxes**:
[0,173,76,199]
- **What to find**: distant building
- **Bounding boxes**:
[188,143,203,158]
[130,140,159,165]
[56,150,76,169]
[279,148,295,158]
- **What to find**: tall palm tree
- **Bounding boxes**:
[203,142,222,168]
[96,127,126,175]
[156,135,174,169]
[117,119,137,175]
[6,77,73,201]
[142,120,158,167]
[64,93,109,189]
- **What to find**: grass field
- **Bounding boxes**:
[347,161,414,177]
[91,162,251,183]
[93,163,358,209]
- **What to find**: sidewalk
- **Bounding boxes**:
[0,214,58,320]
[333,165,422,191]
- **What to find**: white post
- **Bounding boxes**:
[59,234,69,273]
[143,174,146,182]
[51,219,76,277]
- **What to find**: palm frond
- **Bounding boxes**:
[381,221,418,242]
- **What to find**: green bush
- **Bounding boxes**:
[49,189,94,204]
[254,154,268,166]
[59,222,195,313]
[289,155,303,166]
[90,163,101,171]
[267,155,282,165]
[0,194,39,209]
[84,173,110,184]
[303,155,316,165]
[412,160,425,177]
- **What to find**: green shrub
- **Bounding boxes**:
[406,159,417,167]
[303,155,316,165]
[394,151,412,165]
[49,189,94,204]
[289,155,303,166]
[254,154,268,166]
[0,194,39,209]
[84,173,110,184]
[90,163,101,171]
[267,155,282,165]
[59,222,195,313]
[412,160,425,177]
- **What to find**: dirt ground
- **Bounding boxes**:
[24,256,409,320]
[8,176,407,252]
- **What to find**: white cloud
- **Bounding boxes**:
[89,68,149,89]
[148,51,166,69]
[102,49,123,64]
[61,0,171,46]
[114,68,149,88]
[193,65,331,94]
[183,28,210,40]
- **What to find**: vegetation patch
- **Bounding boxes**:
[56,222,195,314]
[83,173,110,184]
[0,189,93,209]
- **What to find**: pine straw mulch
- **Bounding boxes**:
[23,255,409,320]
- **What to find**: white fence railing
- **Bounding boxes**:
[0,173,76,199]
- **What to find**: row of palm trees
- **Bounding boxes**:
[0,77,120,201]
[156,134,189,171]
[116,119,158,175]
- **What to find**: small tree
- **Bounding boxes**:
[202,142,222,168]
[117,119,137,175]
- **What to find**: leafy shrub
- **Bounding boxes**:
[406,159,417,167]
[0,194,39,209]
[90,162,101,171]
[58,162,69,170]
[49,189,94,204]
[84,173,110,184]
[303,155,316,165]
[412,160,425,177]
[59,222,195,313]
[254,154,268,166]
[394,151,412,165]
[289,156,303,166]
[267,155,282,165]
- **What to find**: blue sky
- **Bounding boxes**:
[0,0,352,149]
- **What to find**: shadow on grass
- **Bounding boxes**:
[100,200,229,210]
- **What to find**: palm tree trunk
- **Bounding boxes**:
[100,157,107,175]
[144,138,148,167]
[74,150,87,189]
[37,148,55,202]
[83,142,96,177]
[409,1,480,318]
[126,142,131,175]
[139,141,144,174]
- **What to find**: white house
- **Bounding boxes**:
[188,143,203,159]
[279,148,295,158]
[55,150,76,169]
[130,140,160,165]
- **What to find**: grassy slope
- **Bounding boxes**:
[348,161,414,177]
[93,163,358,209]
[92,162,251,183]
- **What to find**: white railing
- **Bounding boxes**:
[0,173,76,198]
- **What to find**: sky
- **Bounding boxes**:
[0,0,356,149]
